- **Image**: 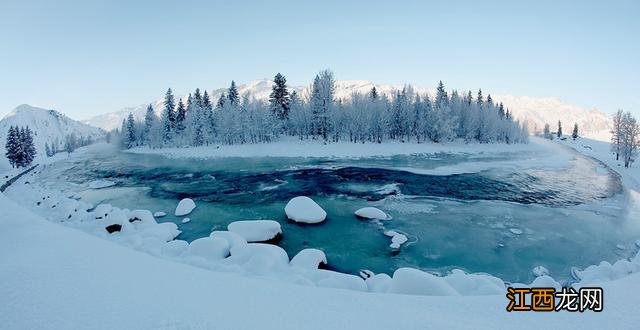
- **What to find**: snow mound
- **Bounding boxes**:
[384,230,408,249]
[209,231,247,249]
[284,196,326,224]
[228,243,290,274]
[355,207,389,220]
[307,269,368,291]
[390,268,459,296]
[175,198,196,216]
[227,220,281,243]
[181,218,191,224]
[153,211,166,218]
[290,249,327,269]
[186,237,230,262]
[444,269,505,295]
[88,179,116,189]
[509,228,523,235]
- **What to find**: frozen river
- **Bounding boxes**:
[37,144,639,284]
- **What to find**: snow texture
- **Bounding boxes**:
[284,196,327,224]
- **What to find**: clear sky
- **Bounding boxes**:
[1,0,639,120]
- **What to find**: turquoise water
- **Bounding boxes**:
[39,146,640,284]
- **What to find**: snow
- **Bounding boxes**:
[181,217,191,224]
[153,211,166,217]
[3,134,640,327]
[384,230,408,249]
[227,220,282,243]
[290,248,327,269]
[174,198,196,216]
[509,228,524,235]
[355,207,389,220]
[532,265,550,277]
[87,179,116,189]
[284,196,327,224]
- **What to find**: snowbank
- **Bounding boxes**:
[227,220,282,242]
[284,196,327,224]
[175,198,196,216]
[355,207,389,220]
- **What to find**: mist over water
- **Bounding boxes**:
[41,146,639,283]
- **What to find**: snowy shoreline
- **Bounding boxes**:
[2,136,640,328]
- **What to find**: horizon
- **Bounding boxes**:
[1,0,639,120]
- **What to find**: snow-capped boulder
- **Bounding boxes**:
[355,207,388,220]
[365,273,392,293]
[161,240,189,257]
[175,198,196,216]
[530,275,561,291]
[227,220,282,243]
[390,268,459,296]
[153,211,166,218]
[186,237,230,262]
[209,231,247,249]
[128,209,155,224]
[284,196,326,224]
[228,243,290,274]
[181,218,191,224]
[92,203,113,219]
[136,222,181,242]
[384,230,408,249]
[290,249,327,269]
[532,265,550,277]
[308,270,367,291]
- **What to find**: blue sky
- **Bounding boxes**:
[1,0,639,119]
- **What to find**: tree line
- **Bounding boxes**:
[4,126,36,168]
[117,70,530,149]
[611,110,639,168]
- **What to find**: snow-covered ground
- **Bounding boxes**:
[2,137,640,329]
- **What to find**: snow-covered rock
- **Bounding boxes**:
[227,220,281,243]
[284,196,326,224]
[444,269,505,295]
[384,230,408,249]
[161,239,189,258]
[290,249,327,269]
[175,198,196,216]
[364,272,392,293]
[509,228,523,235]
[355,207,388,220]
[153,211,166,218]
[186,237,230,262]
[209,231,247,249]
[308,269,368,291]
[390,268,459,296]
[181,218,191,224]
[88,179,116,189]
[227,243,290,274]
[532,265,550,277]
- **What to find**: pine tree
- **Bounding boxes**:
[269,73,291,120]
[162,88,176,144]
[498,102,505,119]
[572,123,579,140]
[370,86,379,100]
[144,104,155,145]
[125,113,136,149]
[557,120,562,138]
[228,81,239,107]
[216,93,226,109]
[175,98,187,137]
[4,126,19,168]
[310,70,335,141]
[476,89,484,106]
[22,126,36,166]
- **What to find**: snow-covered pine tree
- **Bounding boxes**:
[125,113,137,149]
[620,112,639,168]
[228,81,239,107]
[557,120,562,138]
[202,90,215,144]
[269,73,291,121]
[4,126,19,167]
[216,93,226,109]
[611,110,624,160]
[175,98,187,140]
[370,86,379,100]
[310,70,335,141]
[22,126,36,166]
[572,123,579,140]
[144,104,155,145]
[162,88,176,145]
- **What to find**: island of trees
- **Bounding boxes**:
[118,70,530,150]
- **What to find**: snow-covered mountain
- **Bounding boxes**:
[1,104,105,167]
[84,79,612,141]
